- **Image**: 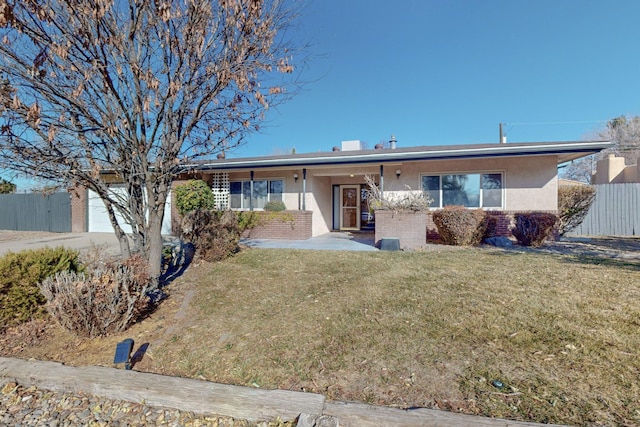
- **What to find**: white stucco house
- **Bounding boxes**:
[163,139,611,241]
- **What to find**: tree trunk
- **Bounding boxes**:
[146,203,165,290]
[104,199,131,258]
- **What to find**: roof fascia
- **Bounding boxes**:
[182,141,612,172]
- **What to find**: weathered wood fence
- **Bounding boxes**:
[0,192,71,232]
[568,183,640,237]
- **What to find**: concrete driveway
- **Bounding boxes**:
[0,231,122,256]
[0,230,378,256]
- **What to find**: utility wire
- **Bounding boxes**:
[505,119,610,126]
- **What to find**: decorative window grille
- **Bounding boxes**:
[211,173,230,209]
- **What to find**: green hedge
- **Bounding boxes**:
[0,247,81,330]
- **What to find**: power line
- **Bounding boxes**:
[505,119,610,127]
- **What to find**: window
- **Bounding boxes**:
[421,173,503,208]
[229,179,284,209]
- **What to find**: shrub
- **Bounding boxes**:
[432,206,488,246]
[264,200,286,211]
[39,254,152,338]
[0,247,81,330]
[483,215,498,240]
[180,209,245,262]
[237,210,261,232]
[174,179,215,216]
[511,213,558,247]
[557,185,596,236]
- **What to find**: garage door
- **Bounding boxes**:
[88,189,172,234]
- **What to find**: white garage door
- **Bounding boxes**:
[88,189,172,234]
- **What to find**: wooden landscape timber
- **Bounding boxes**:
[1,357,567,426]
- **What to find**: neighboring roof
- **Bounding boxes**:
[181,140,612,172]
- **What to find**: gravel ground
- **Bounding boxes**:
[0,382,292,427]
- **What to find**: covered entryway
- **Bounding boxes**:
[87,189,172,234]
[331,182,378,232]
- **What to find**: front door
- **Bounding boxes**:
[340,185,360,230]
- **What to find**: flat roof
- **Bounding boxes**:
[180,140,612,172]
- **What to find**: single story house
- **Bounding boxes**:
[168,139,611,242]
[70,139,611,245]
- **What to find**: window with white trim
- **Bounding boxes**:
[421,173,503,208]
[229,179,283,210]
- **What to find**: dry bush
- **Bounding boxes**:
[180,209,242,262]
[483,215,498,240]
[39,254,151,338]
[557,185,596,236]
[364,174,432,211]
[432,205,488,246]
[511,213,558,247]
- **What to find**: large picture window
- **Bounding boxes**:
[229,179,284,210]
[421,173,503,208]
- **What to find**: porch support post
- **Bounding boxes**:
[380,165,384,197]
[302,168,307,211]
[250,170,254,211]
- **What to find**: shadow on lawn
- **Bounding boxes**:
[559,254,640,271]
[482,243,640,272]
[159,241,196,287]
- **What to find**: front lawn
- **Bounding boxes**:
[3,245,639,425]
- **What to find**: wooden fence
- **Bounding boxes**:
[568,183,640,237]
[0,192,71,232]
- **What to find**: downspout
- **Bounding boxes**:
[250,170,254,211]
[380,165,384,197]
[302,168,307,211]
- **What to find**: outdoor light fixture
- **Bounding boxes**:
[113,338,135,370]
[293,172,299,182]
[396,169,401,179]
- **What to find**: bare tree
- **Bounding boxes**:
[601,115,640,164]
[562,115,640,183]
[0,0,303,284]
[561,155,595,183]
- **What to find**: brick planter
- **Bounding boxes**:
[242,211,312,240]
[374,210,428,250]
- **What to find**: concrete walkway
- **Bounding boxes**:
[241,231,377,251]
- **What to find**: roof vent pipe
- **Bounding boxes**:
[389,135,397,149]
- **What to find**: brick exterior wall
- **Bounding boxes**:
[427,210,559,241]
[242,211,313,240]
[374,210,428,250]
[377,209,560,248]
[69,185,87,232]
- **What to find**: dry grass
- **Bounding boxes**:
[3,244,640,425]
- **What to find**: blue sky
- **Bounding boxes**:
[233,0,640,157]
[5,0,640,190]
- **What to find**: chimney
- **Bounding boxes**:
[499,123,506,144]
[389,135,397,149]
[341,140,363,151]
